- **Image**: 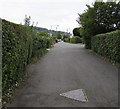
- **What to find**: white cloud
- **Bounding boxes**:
[0,0,95,33]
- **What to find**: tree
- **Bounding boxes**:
[93,2,120,32]
[24,15,31,26]
[77,5,96,48]
[77,1,120,49]
[56,31,62,39]
[73,27,82,37]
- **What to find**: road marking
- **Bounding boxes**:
[60,89,88,102]
[47,49,50,51]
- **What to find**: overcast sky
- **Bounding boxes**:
[0,0,95,33]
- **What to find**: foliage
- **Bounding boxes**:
[64,36,82,44]
[0,18,2,100]
[37,32,48,37]
[32,35,52,57]
[31,49,48,63]
[91,30,120,64]
[2,20,33,92]
[2,19,52,103]
[73,27,82,37]
[34,27,66,35]
[77,1,120,49]
[70,36,82,43]
[64,38,70,42]
[56,31,62,39]
[50,35,58,44]
[24,15,31,26]
[51,35,57,40]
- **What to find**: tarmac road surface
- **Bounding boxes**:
[7,42,118,107]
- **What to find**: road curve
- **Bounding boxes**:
[8,42,118,107]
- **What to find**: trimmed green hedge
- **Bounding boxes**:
[70,36,82,43]
[91,30,120,64]
[2,19,52,101]
[64,38,70,42]
[2,20,33,92]
[64,36,82,44]
[32,35,52,57]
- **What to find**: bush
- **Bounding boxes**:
[32,35,52,57]
[2,19,52,102]
[64,38,70,42]
[73,27,82,37]
[2,20,33,92]
[91,30,120,64]
[70,36,82,43]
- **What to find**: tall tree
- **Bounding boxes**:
[77,1,120,49]
[24,15,31,26]
[73,27,82,37]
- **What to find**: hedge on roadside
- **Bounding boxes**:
[64,38,70,42]
[70,36,82,43]
[64,36,82,44]
[2,19,52,100]
[91,30,120,64]
[32,35,52,57]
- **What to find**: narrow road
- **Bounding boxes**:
[8,42,118,107]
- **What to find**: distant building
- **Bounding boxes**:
[49,33,52,37]
[63,33,72,39]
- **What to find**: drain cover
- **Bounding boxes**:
[60,89,88,102]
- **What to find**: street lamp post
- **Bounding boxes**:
[66,28,71,33]
[56,25,59,31]
[50,25,59,37]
